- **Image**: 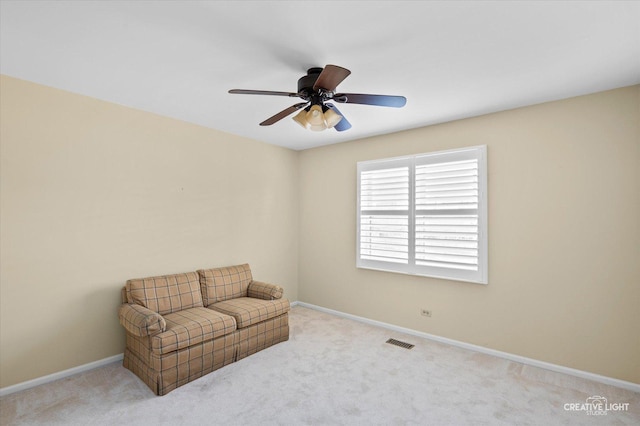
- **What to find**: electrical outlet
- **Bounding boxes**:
[420,309,432,317]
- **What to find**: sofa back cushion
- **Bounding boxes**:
[126,272,204,315]
[197,264,253,305]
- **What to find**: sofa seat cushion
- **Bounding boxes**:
[151,307,237,355]
[208,297,290,329]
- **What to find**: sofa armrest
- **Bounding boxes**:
[247,280,283,300]
[119,304,166,337]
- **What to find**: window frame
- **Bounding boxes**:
[356,145,488,285]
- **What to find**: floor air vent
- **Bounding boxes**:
[385,338,414,350]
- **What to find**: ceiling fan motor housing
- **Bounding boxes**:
[297,67,324,94]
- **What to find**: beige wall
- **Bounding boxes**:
[1,74,638,389]
[0,75,299,388]
[298,85,640,384]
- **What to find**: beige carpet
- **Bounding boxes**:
[1,306,639,425]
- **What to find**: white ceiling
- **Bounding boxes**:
[1,1,639,151]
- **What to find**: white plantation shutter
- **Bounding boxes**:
[357,146,487,284]
[414,158,479,272]
[359,162,410,265]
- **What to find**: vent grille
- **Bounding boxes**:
[385,338,414,350]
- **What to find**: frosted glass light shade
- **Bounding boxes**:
[306,105,325,127]
[324,108,343,129]
[293,109,309,129]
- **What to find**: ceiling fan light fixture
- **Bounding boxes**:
[292,104,343,131]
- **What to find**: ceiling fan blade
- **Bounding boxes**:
[334,93,406,108]
[259,102,309,126]
[229,89,299,97]
[313,65,351,92]
[325,103,352,132]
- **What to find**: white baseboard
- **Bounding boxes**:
[295,301,640,393]
[2,305,305,397]
[3,302,637,397]
[0,353,124,397]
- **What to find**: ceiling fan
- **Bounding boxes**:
[228,65,406,132]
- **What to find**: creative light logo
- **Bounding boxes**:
[564,396,630,416]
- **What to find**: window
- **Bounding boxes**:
[357,145,487,284]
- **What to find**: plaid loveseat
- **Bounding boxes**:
[119,264,289,395]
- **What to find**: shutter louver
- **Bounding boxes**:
[360,167,409,264]
[415,159,479,271]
